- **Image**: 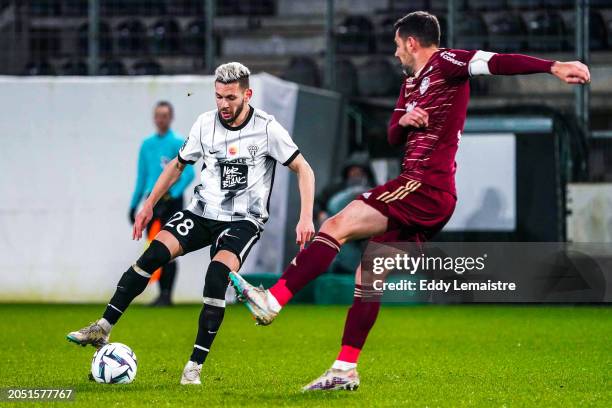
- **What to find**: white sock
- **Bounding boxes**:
[267,291,282,313]
[332,360,357,371]
[97,318,113,333]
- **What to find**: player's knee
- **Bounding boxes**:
[212,250,240,272]
[136,240,172,273]
[203,261,231,302]
[320,215,347,245]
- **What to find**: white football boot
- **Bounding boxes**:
[180,361,202,385]
[302,368,360,391]
[66,320,110,348]
[228,271,279,326]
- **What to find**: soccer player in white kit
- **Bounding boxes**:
[67,62,316,385]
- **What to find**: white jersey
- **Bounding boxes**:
[178,106,299,228]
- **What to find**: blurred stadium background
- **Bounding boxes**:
[0,0,610,304]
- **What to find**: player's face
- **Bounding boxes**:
[215,82,252,125]
[153,106,172,134]
[394,30,416,75]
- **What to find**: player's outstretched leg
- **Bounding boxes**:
[230,200,387,325]
[303,278,382,391]
[181,260,231,384]
[229,231,340,325]
[66,239,174,347]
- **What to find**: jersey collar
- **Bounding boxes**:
[218,105,254,131]
[413,49,441,79]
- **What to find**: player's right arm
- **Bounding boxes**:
[129,142,147,223]
[388,82,429,146]
[132,116,203,240]
[132,157,186,240]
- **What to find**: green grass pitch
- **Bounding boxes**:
[0,304,610,407]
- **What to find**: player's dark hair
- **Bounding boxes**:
[394,11,441,47]
[155,100,174,117]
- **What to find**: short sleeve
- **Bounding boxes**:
[438,49,478,80]
[267,119,299,166]
[178,116,203,164]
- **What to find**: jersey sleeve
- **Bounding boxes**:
[266,118,300,166]
[177,116,203,165]
[438,49,478,80]
[439,49,554,79]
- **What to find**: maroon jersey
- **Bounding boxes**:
[388,48,554,197]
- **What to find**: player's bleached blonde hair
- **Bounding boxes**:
[215,62,251,87]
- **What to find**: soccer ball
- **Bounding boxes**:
[90,343,137,384]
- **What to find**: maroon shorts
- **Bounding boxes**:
[358,175,456,243]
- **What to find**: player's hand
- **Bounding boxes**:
[132,203,153,240]
[296,218,315,250]
[399,107,429,128]
[551,61,590,84]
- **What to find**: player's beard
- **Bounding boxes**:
[221,101,245,125]
[400,53,416,77]
[401,59,417,77]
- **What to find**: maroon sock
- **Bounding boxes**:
[337,284,382,363]
[269,232,340,306]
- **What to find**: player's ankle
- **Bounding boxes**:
[267,290,282,313]
[97,318,113,334]
[336,345,361,364]
[269,281,292,308]
[332,360,357,371]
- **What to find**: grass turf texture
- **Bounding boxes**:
[0,304,610,407]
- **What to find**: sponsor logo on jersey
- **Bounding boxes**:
[228,144,239,156]
[441,51,467,66]
[362,192,372,199]
[405,101,417,112]
[419,77,430,95]
[220,160,248,191]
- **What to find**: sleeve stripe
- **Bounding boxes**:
[468,50,496,76]
[282,149,300,166]
[177,153,195,165]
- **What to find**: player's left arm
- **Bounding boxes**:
[440,49,590,85]
[267,118,316,249]
[468,51,590,83]
[287,154,316,250]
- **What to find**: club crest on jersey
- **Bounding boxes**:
[419,77,430,95]
[405,101,417,112]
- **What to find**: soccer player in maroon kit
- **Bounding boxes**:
[230,11,590,391]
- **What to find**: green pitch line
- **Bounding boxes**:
[0,304,610,407]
